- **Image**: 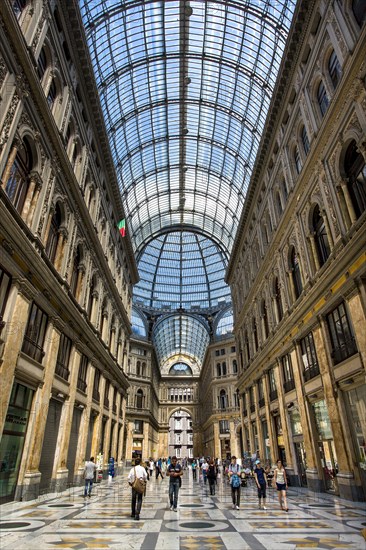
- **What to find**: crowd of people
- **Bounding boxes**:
[123,455,289,520]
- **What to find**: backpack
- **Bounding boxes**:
[231,474,241,488]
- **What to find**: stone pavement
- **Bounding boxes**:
[0,468,365,549]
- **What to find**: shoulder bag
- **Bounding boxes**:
[132,467,146,494]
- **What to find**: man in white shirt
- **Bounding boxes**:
[83,457,97,498]
[201,459,209,484]
[128,458,148,520]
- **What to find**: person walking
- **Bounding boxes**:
[207,459,217,495]
[228,456,241,509]
[254,460,268,510]
[149,458,154,478]
[83,456,97,498]
[167,456,183,511]
[128,458,148,521]
[191,459,197,480]
[274,459,289,511]
[201,459,209,484]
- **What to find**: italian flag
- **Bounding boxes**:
[118,219,126,237]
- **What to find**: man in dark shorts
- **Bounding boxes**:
[167,456,183,511]
[254,460,268,510]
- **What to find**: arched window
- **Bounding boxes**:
[45,203,62,263]
[301,126,310,156]
[37,47,48,81]
[290,247,303,299]
[47,78,57,111]
[352,0,366,26]
[317,81,329,117]
[312,205,330,266]
[276,190,283,217]
[70,246,82,296]
[261,299,269,340]
[344,140,366,218]
[328,50,342,89]
[5,138,33,214]
[252,318,258,352]
[294,145,302,174]
[136,389,144,409]
[12,0,29,19]
[219,389,227,410]
[274,277,283,322]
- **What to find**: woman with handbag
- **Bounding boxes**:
[128,458,148,520]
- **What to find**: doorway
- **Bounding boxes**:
[319,440,338,493]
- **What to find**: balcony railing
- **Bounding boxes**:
[22,335,45,363]
[331,337,358,365]
[303,363,320,382]
[269,389,278,401]
[283,379,295,393]
[77,378,87,393]
[55,361,70,381]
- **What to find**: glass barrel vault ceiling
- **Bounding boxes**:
[79,0,296,370]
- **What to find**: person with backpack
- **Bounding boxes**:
[228,456,241,509]
[254,460,268,510]
[207,459,217,495]
[128,458,148,521]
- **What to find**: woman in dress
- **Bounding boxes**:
[273,459,289,511]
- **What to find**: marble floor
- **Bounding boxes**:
[0,470,365,550]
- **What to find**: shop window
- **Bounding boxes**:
[5,138,33,214]
[290,247,303,299]
[327,302,358,364]
[312,205,331,266]
[344,140,366,219]
[45,203,62,263]
[21,302,48,363]
[301,125,310,156]
[55,333,72,380]
[0,267,12,334]
[77,354,88,392]
[317,81,329,117]
[352,0,366,26]
[328,50,342,89]
[282,353,295,392]
[300,332,320,381]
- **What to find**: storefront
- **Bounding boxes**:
[344,383,366,500]
[0,382,34,503]
[289,407,307,486]
[313,399,338,493]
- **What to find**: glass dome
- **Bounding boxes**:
[134,231,231,313]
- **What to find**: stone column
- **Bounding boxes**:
[291,345,321,490]
[110,392,121,462]
[313,321,354,499]
[42,207,54,248]
[347,291,366,369]
[26,182,41,227]
[143,420,150,459]
[125,420,134,463]
[340,179,357,225]
[0,279,32,434]
[74,362,95,483]
[262,374,277,465]
[1,143,18,188]
[21,171,41,222]
[254,384,265,461]
[274,361,294,473]
[117,394,127,465]
[18,319,61,499]
[53,348,81,491]
[308,233,321,271]
[213,421,221,459]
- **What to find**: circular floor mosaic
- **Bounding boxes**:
[0,520,45,531]
[165,520,229,532]
[179,504,205,508]
[48,504,74,508]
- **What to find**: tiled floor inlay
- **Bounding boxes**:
[0,469,365,549]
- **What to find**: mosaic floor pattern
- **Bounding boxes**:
[0,470,365,549]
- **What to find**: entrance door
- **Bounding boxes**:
[319,440,338,493]
[294,441,307,486]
